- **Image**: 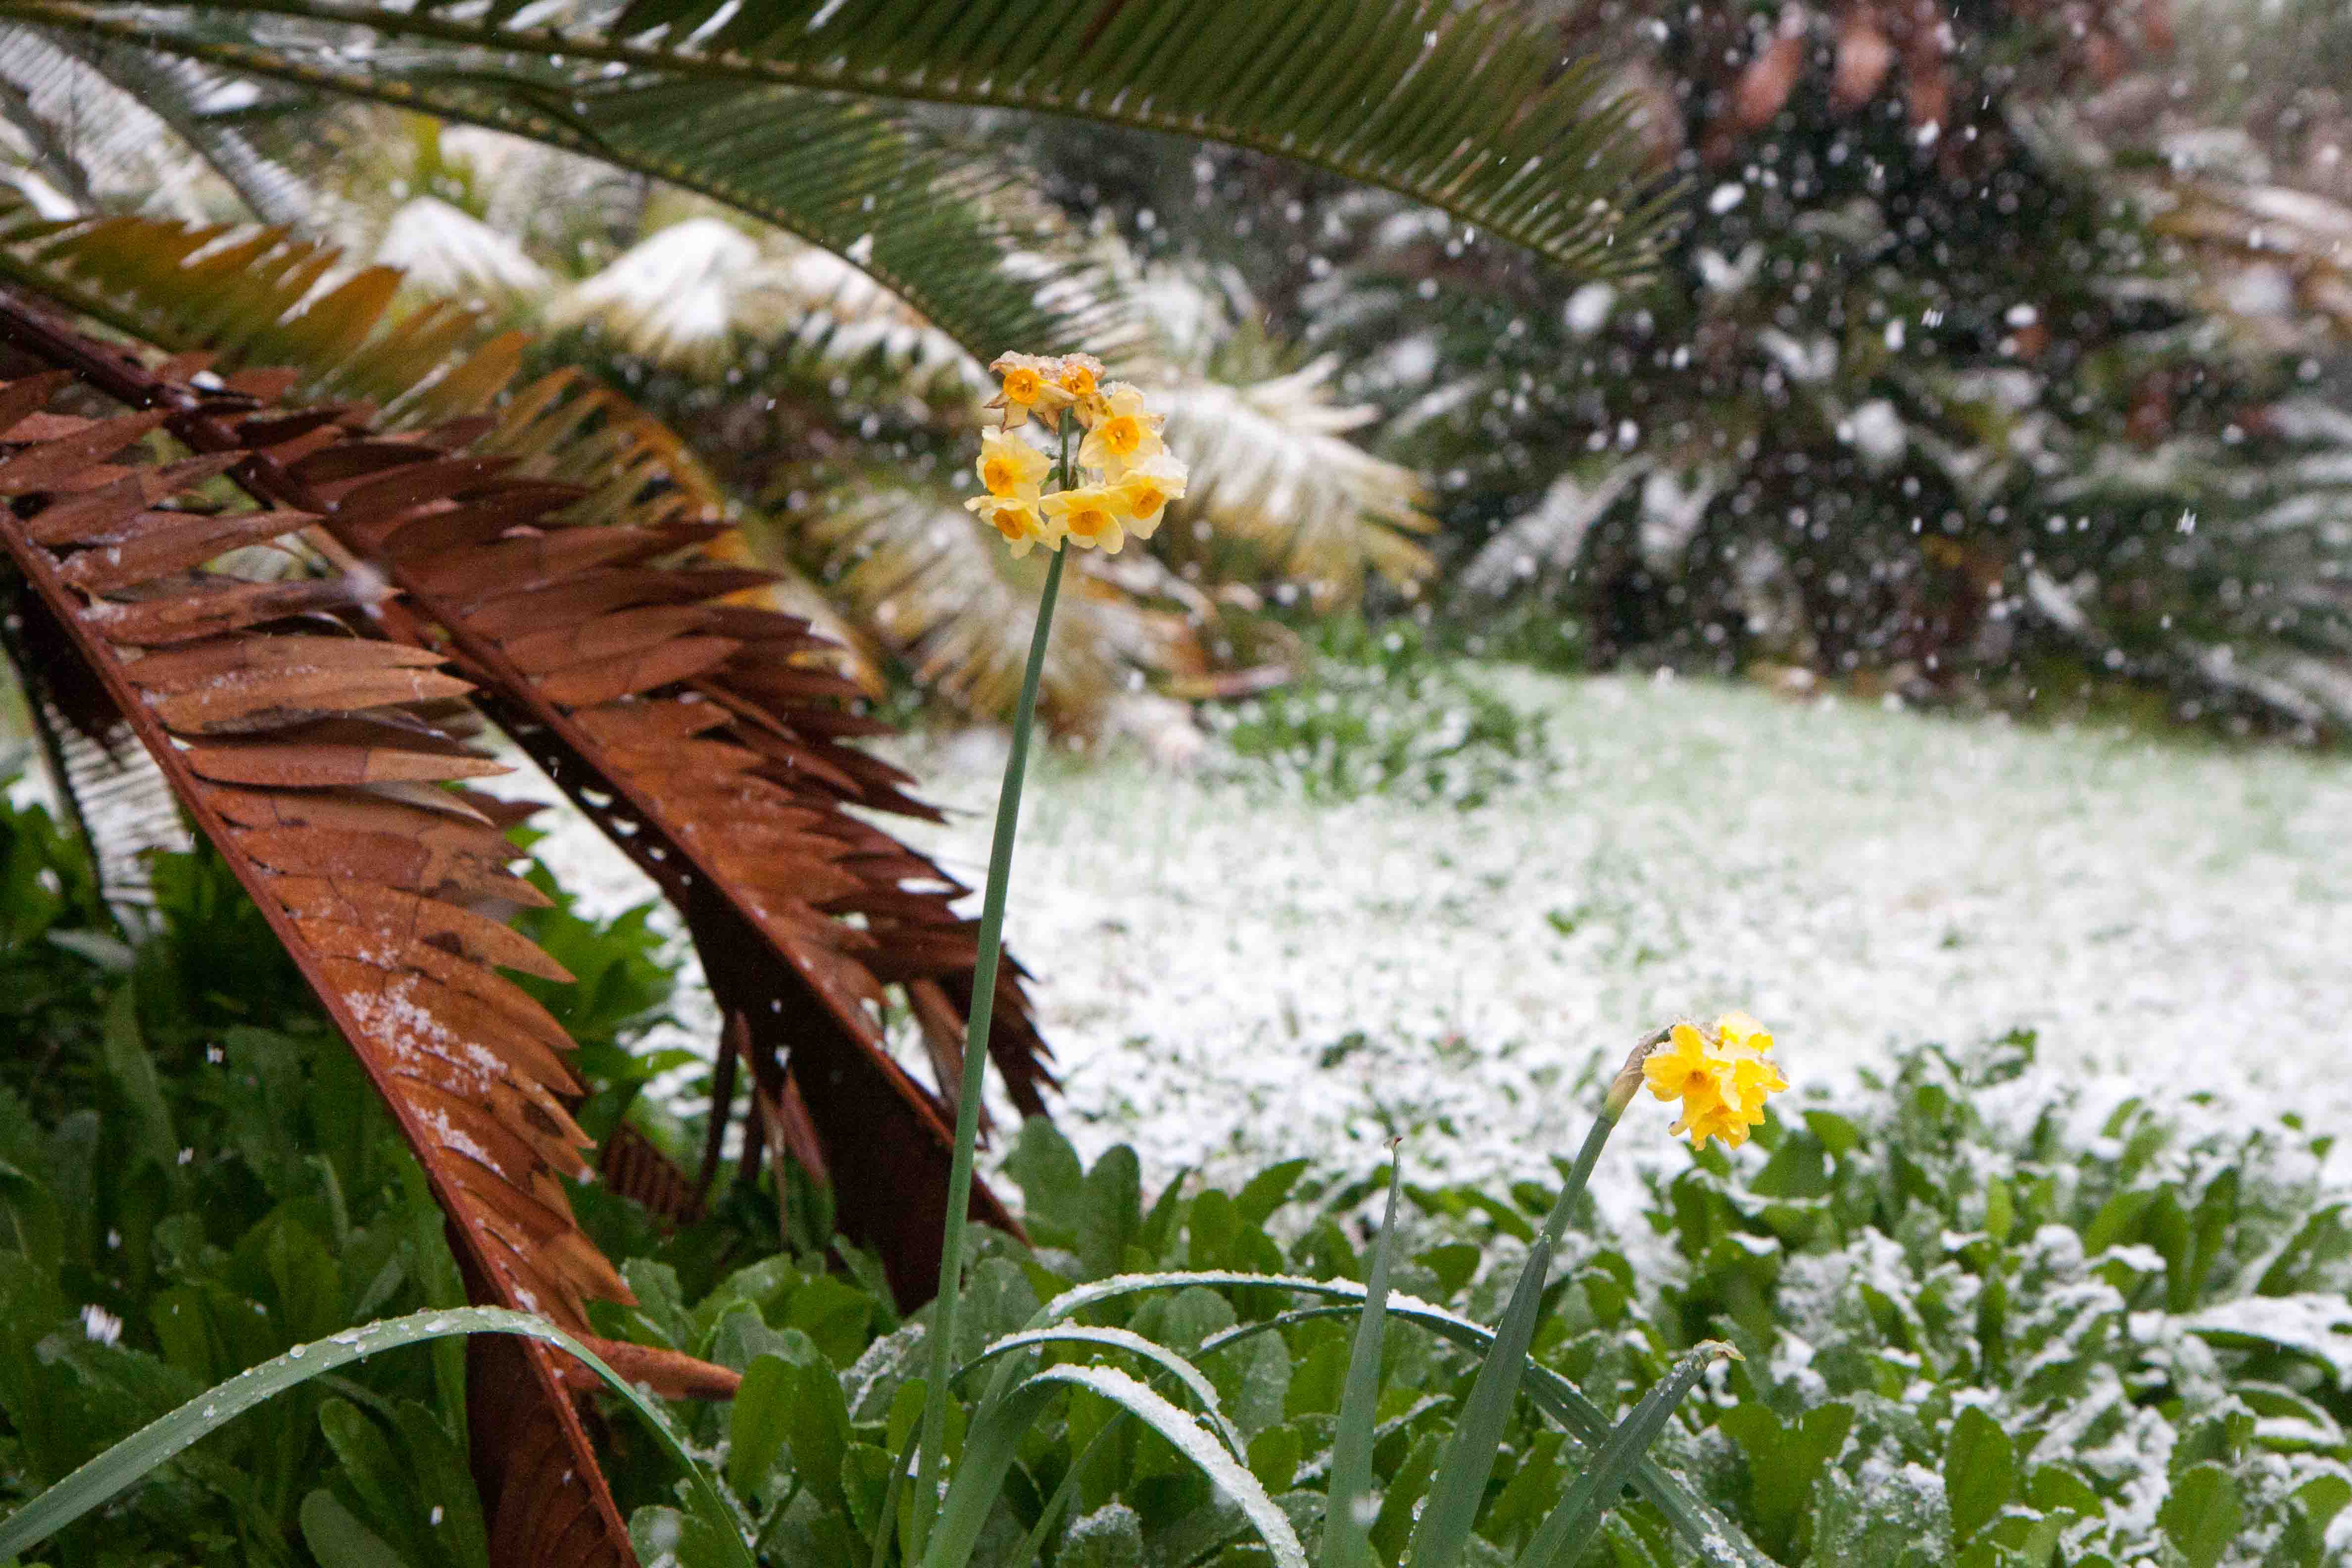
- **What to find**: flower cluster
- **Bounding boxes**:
[1641,1011,1788,1149]
[968,351,1188,557]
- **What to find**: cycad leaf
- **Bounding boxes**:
[1,196,1057,1295]
[0,11,1129,364]
[1,0,1674,340]
[1158,360,1436,606]
[0,340,643,1567]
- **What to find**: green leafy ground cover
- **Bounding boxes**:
[3,775,2347,1566]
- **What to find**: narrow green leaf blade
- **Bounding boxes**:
[1409,1226,1568,1568]
[1517,1342,1735,1568]
[1034,1273,1773,1568]
[922,1363,1305,1568]
[1322,1152,1404,1568]
[972,1324,1245,1459]
[0,1306,754,1568]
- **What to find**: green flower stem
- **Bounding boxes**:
[911,419,1073,1557]
[1404,1030,1665,1568]
[1533,1031,1666,1254]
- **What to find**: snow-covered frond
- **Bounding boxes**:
[792,476,1200,731]
[55,42,311,225]
[547,217,984,383]
[0,31,245,220]
[757,244,982,386]
[1462,461,1650,597]
[374,196,551,302]
[545,217,762,370]
[1158,357,1435,606]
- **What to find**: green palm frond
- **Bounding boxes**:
[0,14,1128,364]
[3,0,1675,300]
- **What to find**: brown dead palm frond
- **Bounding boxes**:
[0,200,1067,1564]
[0,319,654,1566]
[0,194,1057,1245]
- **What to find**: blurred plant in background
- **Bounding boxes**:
[4,0,2346,739]
[1000,0,2352,738]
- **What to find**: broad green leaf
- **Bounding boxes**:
[729,1355,795,1499]
[1235,1160,1312,1228]
[299,1488,409,1568]
[387,1400,487,1568]
[840,1442,895,1542]
[781,1353,854,1515]
[0,1158,61,1277]
[1716,1401,1854,1560]
[1079,1147,1143,1280]
[98,986,177,1180]
[1006,1120,1086,1248]
[316,1399,431,1567]
[789,1273,878,1367]
[1943,1406,2018,1544]
[1060,1501,1144,1568]
[2158,1464,2241,1568]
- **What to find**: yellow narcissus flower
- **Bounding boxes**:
[1077,384,1166,475]
[1041,484,1129,554]
[1642,1013,1787,1149]
[966,492,1062,557]
[977,430,1052,498]
[1058,352,1108,424]
[1109,452,1188,539]
[988,352,1076,428]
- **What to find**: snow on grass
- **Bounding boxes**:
[882,670,2352,1188]
[526,668,2352,1191]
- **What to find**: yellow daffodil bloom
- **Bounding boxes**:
[1109,452,1188,538]
[1672,1091,1748,1149]
[1716,1010,1773,1055]
[1077,384,1166,475]
[974,357,1185,557]
[1643,1013,1787,1149]
[1058,352,1108,425]
[966,492,1062,557]
[978,430,1052,498]
[987,352,1076,429]
[1643,1022,1723,1105]
[1041,484,1128,554]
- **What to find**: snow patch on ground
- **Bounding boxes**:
[524,671,2352,1192]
